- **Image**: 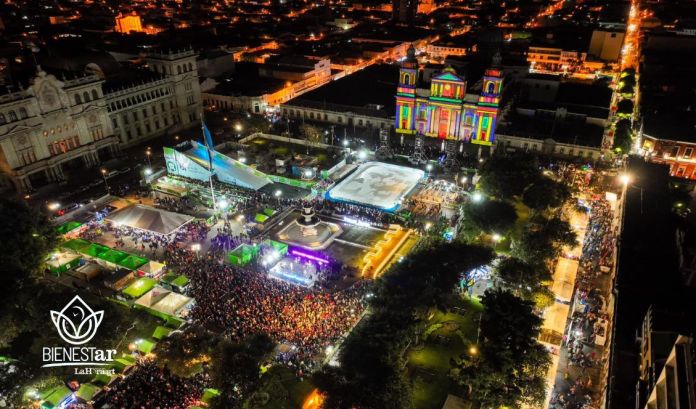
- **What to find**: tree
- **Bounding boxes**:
[513,217,577,264]
[522,177,571,211]
[613,120,633,153]
[616,99,634,117]
[451,289,550,408]
[478,153,540,199]
[620,74,636,88]
[209,334,275,409]
[315,243,494,407]
[463,199,518,235]
[619,83,635,96]
[0,198,57,291]
[300,123,323,144]
[495,257,551,298]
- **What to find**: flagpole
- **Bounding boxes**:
[201,112,217,210]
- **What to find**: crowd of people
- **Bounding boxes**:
[180,256,369,370]
[552,195,616,409]
[101,359,209,409]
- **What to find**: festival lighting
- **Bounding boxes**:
[48,202,61,211]
[144,168,153,176]
[275,190,282,197]
[461,176,468,184]
[620,173,632,185]
[472,192,483,202]
[217,199,229,210]
[290,249,329,264]
[358,150,367,160]
[234,123,243,132]
[492,233,501,242]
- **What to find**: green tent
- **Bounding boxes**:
[98,249,129,265]
[91,373,115,386]
[82,243,110,258]
[117,254,149,270]
[110,354,136,372]
[135,339,156,354]
[263,239,288,256]
[39,385,72,409]
[56,221,82,235]
[254,213,269,223]
[46,252,81,274]
[122,277,157,298]
[75,383,101,401]
[201,388,221,404]
[263,208,277,217]
[160,273,189,290]
[228,244,257,267]
[61,238,91,252]
[152,325,172,340]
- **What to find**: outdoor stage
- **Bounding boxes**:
[326,161,424,212]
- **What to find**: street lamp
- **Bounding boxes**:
[461,176,468,185]
[145,149,152,167]
[191,243,201,257]
[358,150,367,160]
[620,173,632,186]
[274,189,282,205]
[144,168,153,176]
[234,123,243,133]
[101,169,110,192]
[472,191,483,203]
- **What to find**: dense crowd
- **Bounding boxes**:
[181,257,369,369]
[101,359,209,409]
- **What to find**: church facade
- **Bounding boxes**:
[395,48,503,146]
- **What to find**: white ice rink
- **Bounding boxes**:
[327,162,424,211]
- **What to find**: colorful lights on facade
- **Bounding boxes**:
[395,47,503,146]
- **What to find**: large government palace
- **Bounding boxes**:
[0,49,201,192]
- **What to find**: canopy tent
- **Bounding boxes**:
[106,204,195,236]
[56,221,82,235]
[61,238,91,252]
[201,389,221,404]
[541,302,570,342]
[138,260,166,277]
[135,286,194,318]
[82,243,110,258]
[117,254,149,271]
[263,239,288,256]
[263,208,277,217]
[228,244,258,267]
[39,385,72,409]
[152,325,173,340]
[551,257,579,303]
[75,383,101,402]
[160,273,189,291]
[255,213,270,223]
[69,263,103,281]
[122,277,157,298]
[103,268,135,291]
[46,251,81,275]
[135,339,156,354]
[97,249,129,265]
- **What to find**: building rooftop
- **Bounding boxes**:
[210,62,286,97]
[284,63,398,118]
[499,110,605,147]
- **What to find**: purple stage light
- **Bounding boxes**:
[289,249,329,264]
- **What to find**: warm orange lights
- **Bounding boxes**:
[302,389,325,409]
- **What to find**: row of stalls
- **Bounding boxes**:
[37,238,199,409]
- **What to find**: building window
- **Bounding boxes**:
[685,148,693,158]
[19,108,27,119]
[676,166,686,177]
[0,114,5,124]
[83,92,90,103]
[146,123,152,133]
[670,146,679,157]
[91,90,99,100]
[142,108,148,118]
[8,111,17,122]
[112,118,118,129]
[75,94,82,105]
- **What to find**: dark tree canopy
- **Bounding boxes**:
[0,198,57,291]
[514,217,578,263]
[315,243,494,408]
[451,289,550,408]
[495,257,551,295]
[463,199,518,235]
[478,153,540,198]
[617,99,634,115]
[522,177,571,211]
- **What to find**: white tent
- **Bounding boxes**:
[135,286,193,317]
[106,205,194,236]
[552,257,579,303]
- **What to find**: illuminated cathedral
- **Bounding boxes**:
[395,46,503,146]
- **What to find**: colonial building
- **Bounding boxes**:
[0,69,117,192]
[0,49,202,192]
[395,46,503,146]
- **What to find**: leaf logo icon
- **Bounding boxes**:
[50,296,104,345]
